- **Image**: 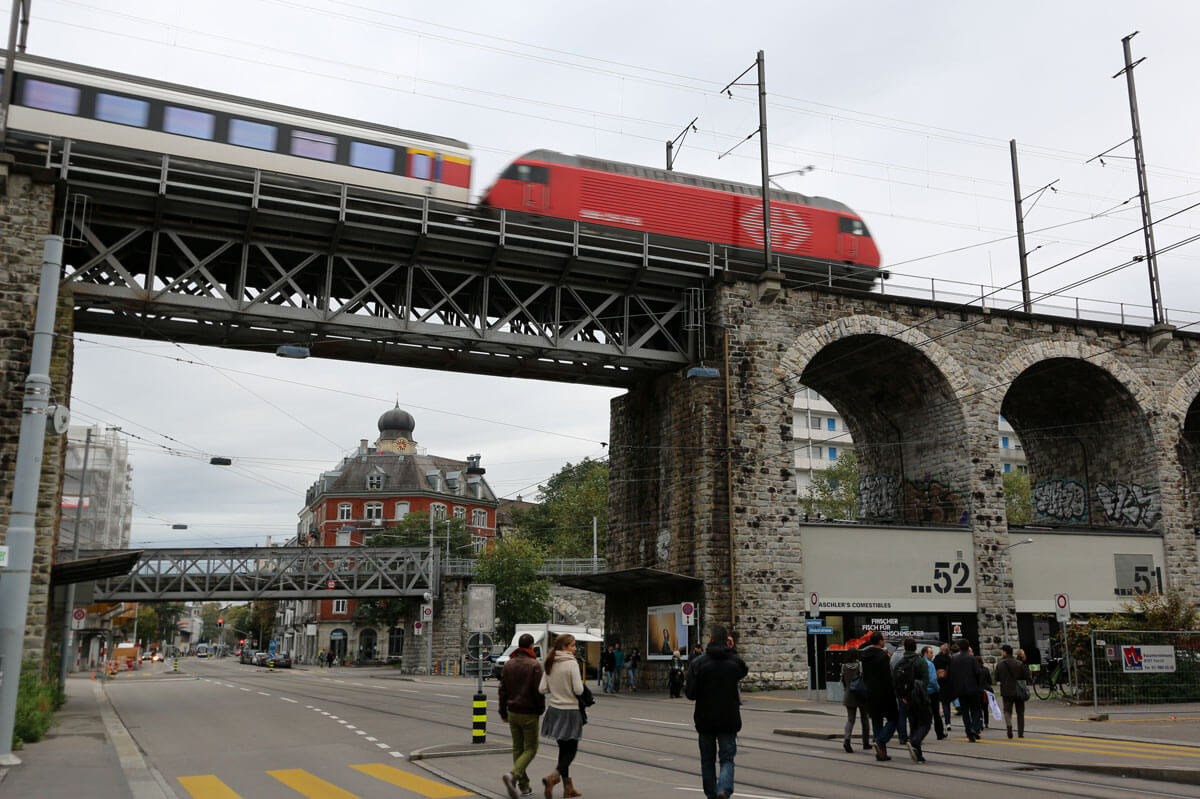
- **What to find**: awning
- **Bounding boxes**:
[557,567,703,595]
[50,550,143,586]
[567,630,605,643]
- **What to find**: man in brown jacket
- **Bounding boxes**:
[499,633,545,798]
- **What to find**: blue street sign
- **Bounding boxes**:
[805,618,823,628]
[809,627,834,635]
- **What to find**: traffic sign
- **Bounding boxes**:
[414,620,423,635]
[809,627,834,635]
[0,544,8,568]
[326,580,336,590]
[682,601,695,626]
[805,618,823,628]
[466,632,493,658]
[71,608,86,630]
[421,604,433,621]
[1054,593,1071,622]
[808,591,820,618]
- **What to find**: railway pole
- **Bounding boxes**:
[756,50,772,274]
[0,235,64,766]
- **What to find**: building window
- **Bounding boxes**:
[828,447,838,460]
[1004,463,1011,473]
[367,474,383,490]
[388,627,404,658]
[471,535,487,554]
[811,446,822,459]
[453,506,466,520]
[1001,436,1010,449]
[430,503,446,520]
[810,416,821,429]
[337,503,352,521]
[365,502,383,521]
[827,418,836,432]
[395,501,410,520]
[332,600,348,614]
[336,530,350,547]
[471,509,487,527]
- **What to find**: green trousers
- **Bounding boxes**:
[508,711,540,788]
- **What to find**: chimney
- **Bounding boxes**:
[359,439,368,454]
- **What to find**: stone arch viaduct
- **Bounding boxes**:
[608,276,1200,686]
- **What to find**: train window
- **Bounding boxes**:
[409,150,434,180]
[349,141,394,172]
[22,79,81,114]
[291,130,337,161]
[498,163,548,184]
[163,106,215,139]
[228,118,278,151]
[95,93,149,127]
[838,217,870,237]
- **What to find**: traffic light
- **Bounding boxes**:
[240,639,245,644]
[217,618,224,628]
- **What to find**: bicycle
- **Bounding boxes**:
[1031,657,1079,700]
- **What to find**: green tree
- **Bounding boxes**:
[223,605,252,645]
[249,601,278,649]
[135,606,158,647]
[1003,469,1032,525]
[475,536,551,642]
[510,459,608,557]
[370,511,473,556]
[802,450,860,520]
[154,602,184,644]
[199,602,222,642]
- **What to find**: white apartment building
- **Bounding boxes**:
[792,386,1027,497]
[61,424,134,550]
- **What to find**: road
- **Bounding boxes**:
[96,657,1200,799]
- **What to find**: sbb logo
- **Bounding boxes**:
[1122,646,1144,670]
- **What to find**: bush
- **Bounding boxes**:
[12,658,65,749]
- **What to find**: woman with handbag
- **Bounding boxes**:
[539,634,585,798]
[840,648,871,753]
[993,644,1032,738]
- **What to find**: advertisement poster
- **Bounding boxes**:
[1120,644,1177,673]
[646,604,688,660]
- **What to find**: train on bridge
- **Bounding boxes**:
[3,51,881,287]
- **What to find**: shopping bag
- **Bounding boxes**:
[986,690,1003,721]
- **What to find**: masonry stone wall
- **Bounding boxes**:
[610,279,1200,687]
[0,164,69,665]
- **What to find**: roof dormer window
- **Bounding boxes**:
[367,474,383,491]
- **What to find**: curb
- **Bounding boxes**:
[410,742,511,761]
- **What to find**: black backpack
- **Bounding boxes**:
[893,656,917,698]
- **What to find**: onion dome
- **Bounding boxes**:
[378,404,415,440]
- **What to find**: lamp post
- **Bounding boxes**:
[999,538,1034,645]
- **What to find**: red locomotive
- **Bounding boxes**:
[481,149,881,287]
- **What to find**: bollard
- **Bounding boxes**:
[472,692,487,743]
[269,658,275,672]
[173,659,179,674]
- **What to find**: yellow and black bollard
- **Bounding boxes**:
[172,658,179,673]
[472,693,487,743]
[269,658,275,673]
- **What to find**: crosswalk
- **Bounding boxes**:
[970,733,1200,762]
[178,763,473,798]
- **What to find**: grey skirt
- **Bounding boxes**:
[541,706,583,741]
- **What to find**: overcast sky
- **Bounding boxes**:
[23,1,1200,547]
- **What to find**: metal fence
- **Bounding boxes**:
[1090,629,1200,711]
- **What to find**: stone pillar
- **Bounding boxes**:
[0,163,69,666]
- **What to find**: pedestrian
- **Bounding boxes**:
[685,624,748,799]
[539,634,585,799]
[669,650,686,698]
[318,648,325,668]
[977,654,993,729]
[948,639,983,741]
[611,643,625,693]
[839,648,871,753]
[921,646,946,740]
[993,644,1031,739]
[626,646,641,692]
[861,631,900,762]
[933,642,953,731]
[499,633,545,799]
[326,649,335,668]
[600,645,615,693]
[892,637,931,763]
[689,642,703,665]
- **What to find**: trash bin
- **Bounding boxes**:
[825,648,846,703]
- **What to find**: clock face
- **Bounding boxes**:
[396,438,408,449]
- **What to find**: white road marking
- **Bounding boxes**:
[257,692,270,696]
[395,689,418,693]
[631,717,689,727]
[375,742,390,749]
[674,790,802,799]
[436,693,458,698]
[335,679,346,684]
[389,751,403,758]
[239,688,250,692]
[338,720,348,725]
[351,682,365,687]
[355,730,367,736]
[345,725,356,730]
[281,697,298,703]
[366,737,377,742]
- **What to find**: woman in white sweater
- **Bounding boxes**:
[539,634,584,798]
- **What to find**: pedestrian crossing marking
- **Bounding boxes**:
[1047,735,1200,757]
[350,763,473,797]
[982,738,1171,759]
[268,768,360,798]
[178,775,241,798]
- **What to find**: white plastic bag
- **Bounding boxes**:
[986,690,1003,721]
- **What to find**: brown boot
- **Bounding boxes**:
[543,771,561,799]
[562,778,582,798]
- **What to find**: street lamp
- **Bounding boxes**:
[999,538,1035,645]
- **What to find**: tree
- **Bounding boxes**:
[135,605,158,647]
[199,602,222,642]
[510,459,608,557]
[475,536,551,643]
[370,511,473,557]
[249,601,278,649]
[154,602,184,645]
[223,605,252,645]
[802,450,860,520]
[1003,469,1032,525]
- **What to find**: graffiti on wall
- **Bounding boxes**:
[1095,481,1162,529]
[858,473,899,519]
[901,476,968,525]
[1033,479,1088,523]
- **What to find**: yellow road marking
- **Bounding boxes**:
[351,764,473,797]
[268,769,360,798]
[751,696,810,703]
[1047,735,1200,755]
[980,739,1170,759]
[178,775,242,798]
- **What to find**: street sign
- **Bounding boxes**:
[326,580,336,590]
[809,627,834,635]
[414,620,423,635]
[681,601,695,626]
[805,618,823,628]
[466,584,496,633]
[0,544,8,568]
[1054,592,1071,622]
[808,591,820,618]
[71,608,86,630]
[466,632,493,658]
[421,604,433,621]
[951,620,963,638]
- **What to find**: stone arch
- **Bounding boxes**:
[1167,362,1200,536]
[992,340,1155,413]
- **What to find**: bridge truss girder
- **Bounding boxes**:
[81,546,438,601]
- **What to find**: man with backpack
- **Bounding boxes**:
[861,632,899,762]
[892,637,932,763]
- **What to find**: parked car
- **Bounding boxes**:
[252,651,269,666]
[151,652,164,662]
[267,653,292,668]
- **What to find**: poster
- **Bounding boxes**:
[646,604,688,661]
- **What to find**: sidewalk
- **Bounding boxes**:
[0,673,174,799]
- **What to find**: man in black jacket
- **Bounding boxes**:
[685,624,748,799]
[948,638,984,741]
[861,631,899,761]
[499,634,545,799]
